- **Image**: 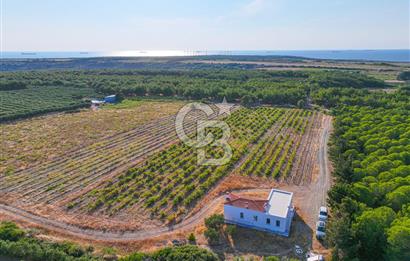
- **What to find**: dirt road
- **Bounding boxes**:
[0,116,332,243]
[296,115,332,227]
[0,189,268,242]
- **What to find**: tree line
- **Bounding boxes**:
[0,221,218,261]
[326,88,410,261]
[0,69,386,118]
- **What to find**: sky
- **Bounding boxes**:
[2,0,409,51]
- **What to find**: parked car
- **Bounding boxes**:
[172,239,184,246]
[307,254,324,261]
[306,252,325,261]
[318,206,328,221]
[316,221,326,239]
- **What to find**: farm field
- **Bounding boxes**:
[0,106,217,206]
[1,0,409,258]
[0,100,185,173]
[0,104,325,232]
[0,86,97,122]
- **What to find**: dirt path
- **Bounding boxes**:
[0,188,268,242]
[0,115,333,243]
[296,115,332,227]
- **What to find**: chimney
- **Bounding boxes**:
[225,192,231,201]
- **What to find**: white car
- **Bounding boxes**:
[318,206,328,221]
[316,221,326,239]
[307,252,325,261]
[307,254,324,261]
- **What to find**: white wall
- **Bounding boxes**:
[224,205,288,233]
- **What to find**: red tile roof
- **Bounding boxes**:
[224,193,268,212]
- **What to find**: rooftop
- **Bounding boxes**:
[224,189,293,217]
[224,193,267,212]
[266,189,293,218]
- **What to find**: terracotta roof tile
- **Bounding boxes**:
[224,196,268,212]
[226,193,240,200]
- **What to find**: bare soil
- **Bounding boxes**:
[0,110,333,258]
[1,100,184,173]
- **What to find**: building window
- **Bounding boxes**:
[266,218,271,224]
[253,215,258,222]
[276,220,280,227]
[240,212,244,219]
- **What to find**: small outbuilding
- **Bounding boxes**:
[91,99,105,105]
[104,95,117,103]
[224,189,295,236]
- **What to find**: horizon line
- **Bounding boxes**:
[3,48,410,52]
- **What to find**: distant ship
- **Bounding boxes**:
[21,52,36,55]
[80,52,89,54]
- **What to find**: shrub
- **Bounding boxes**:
[204,228,220,245]
[397,71,410,81]
[0,222,25,241]
[263,257,280,261]
[188,233,196,243]
[120,252,149,261]
[225,225,237,236]
[151,245,218,261]
[204,214,224,230]
[0,222,97,260]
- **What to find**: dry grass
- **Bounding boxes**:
[0,105,331,258]
[1,100,185,173]
[187,58,409,71]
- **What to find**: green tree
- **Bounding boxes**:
[352,206,396,261]
[0,222,25,242]
[204,228,220,245]
[386,217,410,261]
[225,225,237,236]
[386,186,410,211]
[204,214,224,230]
[151,245,218,261]
[297,99,306,108]
[327,213,357,260]
[397,71,410,81]
[241,94,257,106]
[188,233,196,244]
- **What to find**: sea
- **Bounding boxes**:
[1,49,409,62]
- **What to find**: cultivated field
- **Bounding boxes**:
[0,86,96,122]
[0,104,325,232]
[0,100,184,173]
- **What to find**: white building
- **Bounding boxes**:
[223,189,295,236]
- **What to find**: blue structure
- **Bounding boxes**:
[104,95,117,103]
